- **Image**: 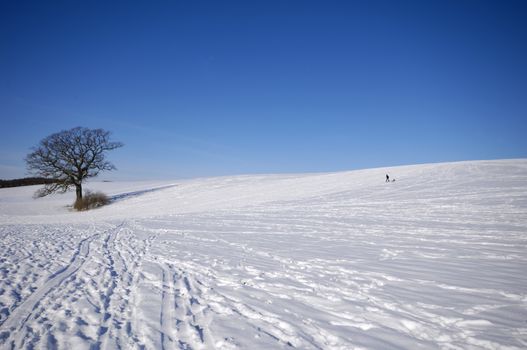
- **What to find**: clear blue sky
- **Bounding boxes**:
[1,0,526,180]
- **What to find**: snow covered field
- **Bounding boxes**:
[1,159,526,349]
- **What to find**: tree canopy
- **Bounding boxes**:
[26,127,123,200]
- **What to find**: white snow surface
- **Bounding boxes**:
[1,159,526,349]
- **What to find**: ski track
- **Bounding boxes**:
[0,222,161,350]
[0,160,526,349]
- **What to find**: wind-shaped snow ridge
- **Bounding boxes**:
[1,159,526,349]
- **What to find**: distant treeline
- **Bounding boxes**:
[0,177,58,188]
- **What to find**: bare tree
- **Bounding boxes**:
[26,127,123,201]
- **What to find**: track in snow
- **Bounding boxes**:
[0,160,526,349]
[0,222,159,350]
[1,232,97,347]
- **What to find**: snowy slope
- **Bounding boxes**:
[1,159,526,349]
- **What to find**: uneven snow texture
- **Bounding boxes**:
[1,159,526,349]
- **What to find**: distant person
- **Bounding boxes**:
[386,174,390,182]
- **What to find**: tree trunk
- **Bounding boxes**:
[76,184,83,201]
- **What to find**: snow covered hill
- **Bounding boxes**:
[1,159,526,349]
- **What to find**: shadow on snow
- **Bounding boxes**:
[109,185,177,203]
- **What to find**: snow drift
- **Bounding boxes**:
[0,159,526,349]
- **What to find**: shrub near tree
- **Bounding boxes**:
[26,127,123,210]
[73,191,110,211]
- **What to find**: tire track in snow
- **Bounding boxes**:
[171,267,213,349]
[0,232,98,348]
[153,261,214,350]
[0,225,85,327]
[160,264,175,350]
[90,222,154,350]
[125,225,161,349]
[93,225,121,350]
[116,228,155,349]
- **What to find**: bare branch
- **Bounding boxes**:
[26,127,123,200]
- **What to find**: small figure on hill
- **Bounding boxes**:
[386,174,390,182]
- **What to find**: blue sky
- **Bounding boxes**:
[1,0,526,180]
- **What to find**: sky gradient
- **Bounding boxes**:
[1,0,526,180]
